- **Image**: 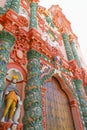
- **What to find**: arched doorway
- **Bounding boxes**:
[44,77,75,130]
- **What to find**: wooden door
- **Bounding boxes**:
[44,78,75,130]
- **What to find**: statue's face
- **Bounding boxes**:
[12,79,17,84]
[11,124,17,130]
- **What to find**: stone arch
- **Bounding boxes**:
[53,73,75,101]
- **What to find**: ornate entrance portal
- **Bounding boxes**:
[44,78,75,130]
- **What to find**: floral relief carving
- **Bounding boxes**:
[17,16,28,27]
[10,35,29,65]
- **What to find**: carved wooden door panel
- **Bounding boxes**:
[44,78,75,130]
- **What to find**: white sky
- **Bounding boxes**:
[39,0,87,65]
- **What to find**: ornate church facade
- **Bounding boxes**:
[0,0,87,130]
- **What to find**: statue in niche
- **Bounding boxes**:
[0,75,22,123]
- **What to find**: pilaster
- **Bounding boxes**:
[62,33,74,61]
[0,30,15,106]
[29,0,39,29]
[70,41,82,67]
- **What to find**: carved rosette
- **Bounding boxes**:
[23,50,42,130]
[0,30,15,106]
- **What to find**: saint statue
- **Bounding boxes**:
[0,75,22,123]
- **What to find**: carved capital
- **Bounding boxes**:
[69,60,82,79]
[59,26,66,34]
[69,34,76,42]
[69,34,74,42]
[81,68,87,86]
[70,100,77,107]
[69,60,78,70]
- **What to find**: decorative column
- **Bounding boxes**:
[70,41,82,67]
[29,0,38,29]
[62,33,74,61]
[73,80,87,129]
[23,50,43,130]
[0,30,15,106]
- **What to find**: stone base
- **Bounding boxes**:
[0,122,23,130]
[0,122,11,130]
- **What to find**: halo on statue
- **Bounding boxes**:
[6,68,23,82]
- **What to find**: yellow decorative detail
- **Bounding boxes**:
[12,75,18,80]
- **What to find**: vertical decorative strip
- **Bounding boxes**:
[84,86,87,95]
[0,30,15,106]
[23,50,42,130]
[29,2,38,29]
[70,41,82,67]
[41,87,46,130]
[73,80,87,129]
[70,100,84,130]
[62,33,74,61]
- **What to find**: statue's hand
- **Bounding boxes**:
[5,91,9,95]
[18,101,22,106]
[17,96,20,101]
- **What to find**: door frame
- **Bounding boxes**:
[53,74,84,130]
[42,74,84,130]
